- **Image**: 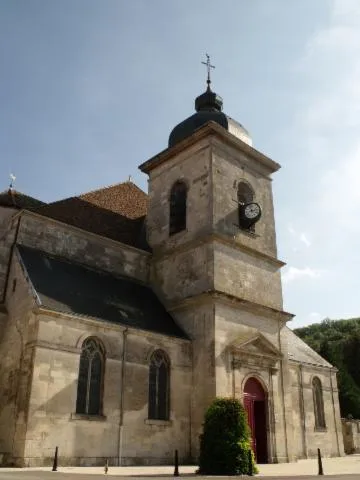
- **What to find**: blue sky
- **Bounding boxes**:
[1,0,359,328]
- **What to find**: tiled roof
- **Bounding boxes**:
[283,327,333,368]
[17,245,187,339]
[34,181,150,251]
[0,189,46,210]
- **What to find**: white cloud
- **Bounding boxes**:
[287,224,311,248]
[299,233,311,248]
[282,266,322,284]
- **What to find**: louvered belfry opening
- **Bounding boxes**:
[169,181,187,236]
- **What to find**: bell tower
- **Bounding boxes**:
[138,59,294,462]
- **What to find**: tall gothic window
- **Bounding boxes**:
[148,349,170,420]
[169,181,187,236]
[76,337,105,415]
[312,377,326,429]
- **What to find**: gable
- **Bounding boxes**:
[230,331,282,359]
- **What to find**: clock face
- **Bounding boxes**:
[244,203,261,219]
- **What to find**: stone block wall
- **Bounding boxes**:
[19,310,192,466]
[289,364,344,459]
[342,419,360,454]
[0,251,38,463]
[17,212,150,283]
[0,206,18,301]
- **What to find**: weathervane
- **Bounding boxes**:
[201,54,215,90]
[9,173,16,190]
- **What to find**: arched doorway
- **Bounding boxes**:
[243,377,268,463]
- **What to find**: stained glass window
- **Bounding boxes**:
[76,338,105,415]
[169,181,187,236]
[148,350,170,420]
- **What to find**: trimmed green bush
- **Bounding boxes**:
[198,397,257,475]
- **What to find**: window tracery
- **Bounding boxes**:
[76,337,105,415]
[148,349,170,420]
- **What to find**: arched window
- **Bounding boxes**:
[148,349,170,420]
[169,181,187,236]
[76,337,105,415]
[237,181,254,205]
[312,377,326,429]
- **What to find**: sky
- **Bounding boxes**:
[1,0,360,329]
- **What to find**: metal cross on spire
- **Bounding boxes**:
[201,54,215,90]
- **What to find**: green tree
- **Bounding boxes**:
[198,397,256,475]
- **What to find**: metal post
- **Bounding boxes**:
[52,446,58,472]
[174,449,179,476]
[317,448,324,475]
[248,449,253,476]
[104,458,109,474]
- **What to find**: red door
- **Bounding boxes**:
[243,378,268,463]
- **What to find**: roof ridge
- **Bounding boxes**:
[79,180,147,199]
[37,181,147,208]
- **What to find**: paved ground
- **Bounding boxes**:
[1,455,360,479]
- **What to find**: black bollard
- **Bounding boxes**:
[248,449,253,476]
[174,449,179,476]
[104,458,109,474]
[52,446,58,472]
[317,448,324,475]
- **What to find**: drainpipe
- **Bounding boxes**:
[299,365,307,458]
[277,317,289,462]
[330,368,341,456]
[231,352,235,398]
[118,328,128,466]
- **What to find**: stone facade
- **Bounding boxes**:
[0,102,345,466]
[342,419,360,454]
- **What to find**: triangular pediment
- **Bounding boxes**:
[230,331,282,359]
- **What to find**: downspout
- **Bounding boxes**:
[330,368,341,456]
[277,317,289,461]
[231,352,235,398]
[2,212,22,304]
[118,328,128,466]
[299,365,307,458]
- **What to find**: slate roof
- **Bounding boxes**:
[0,189,46,210]
[34,181,149,251]
[283,327,333,368]
[17,245,187,339]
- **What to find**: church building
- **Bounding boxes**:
[0,70,344,466]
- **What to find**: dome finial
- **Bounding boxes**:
[201,53,215,91]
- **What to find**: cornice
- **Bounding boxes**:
[152,230,285,269]
[35,307,190,344]
[139,121,280,175]
[168,289,294,323]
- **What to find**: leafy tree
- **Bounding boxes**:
[198,397,256,475]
